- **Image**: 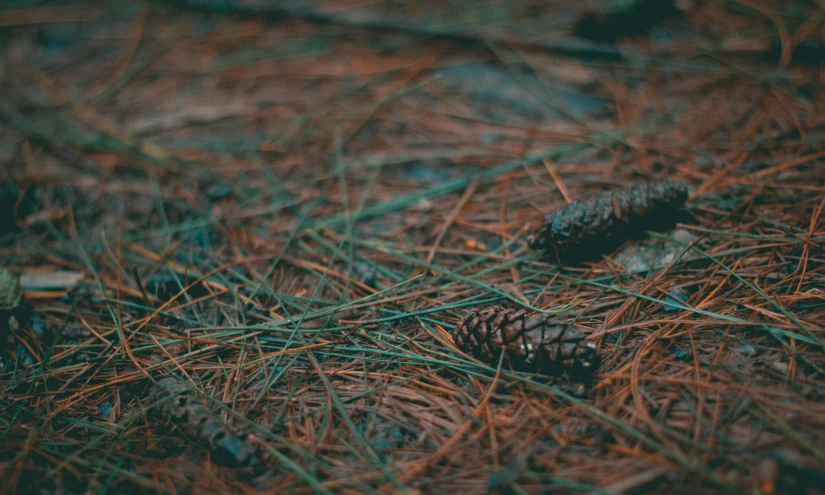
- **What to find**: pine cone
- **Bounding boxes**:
[151,376,257,467]
[528,181,688,263]
[452,307,599,376]
[0,267,27,344]
[0,268,24,312]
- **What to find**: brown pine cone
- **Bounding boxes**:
[151,376,257,467]
[452,307,599,376]
[528,181,688,263]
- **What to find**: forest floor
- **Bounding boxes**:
[1,1,825,494]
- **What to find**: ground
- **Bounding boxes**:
[1,1,824,494]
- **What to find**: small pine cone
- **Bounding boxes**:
[151,376,257,467]
[452,307,599,376]
[0,268,27,345]
[0,268,24,312]
[528,181,688,263]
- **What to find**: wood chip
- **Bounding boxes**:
[20,270,84,290]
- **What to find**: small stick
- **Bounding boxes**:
[543,159,572,203]
[131,265,152,307]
